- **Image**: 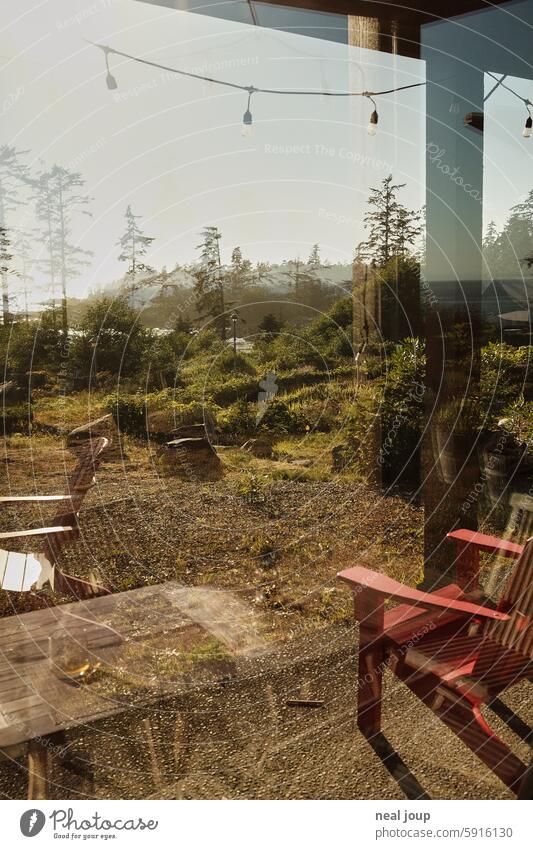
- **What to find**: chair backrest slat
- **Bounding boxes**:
[42,436,109,566]
[484,538,533,656]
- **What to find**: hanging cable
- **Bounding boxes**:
[486,71,532,138]
[88,40,533,140]
[88,40,424,101]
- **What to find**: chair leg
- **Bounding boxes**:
[433,693,525,792]
[392,659,526,793]
[356,589,385,736]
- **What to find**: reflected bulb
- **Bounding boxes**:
[242,108,253,137]
[523,116,532,138]
[367,109,378,136]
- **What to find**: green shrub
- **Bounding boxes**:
[104,394,146,436]
[210,376,259,406]
[235,473,267,505]
[501,396,533,445]
[211,348,255,376]
[1,403,33,435]
[218,399,256,442]
[434,397,489,433]
[258,397,306,434]
[481,343,533,417]
[379,337,425,484]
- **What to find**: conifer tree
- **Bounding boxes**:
[117,205,155,280]
[0,145,29,324]
[192,225,226,339]
[33,164,92,334]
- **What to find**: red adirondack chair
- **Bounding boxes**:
[337,529,533,794]
[1,436,111,600]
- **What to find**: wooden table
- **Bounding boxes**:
[0,583,263,798]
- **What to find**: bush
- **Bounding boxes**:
[379,337,425,485]
[3,310,63,378]
[500,396,533,445]
[218,399,256,443]
[105,391,220,439]
[69,296,152,386]
[258,397,306,435]
[104,394,146,436]
[210,376,259,406]
[211,348,255,376]
[1,403,32,435]
[481,343,533,417]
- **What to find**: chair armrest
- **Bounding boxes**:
[337,566,509,621]
[0,495,73,503]
[447,529,523,559]
[0,525,75,540]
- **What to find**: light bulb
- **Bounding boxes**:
[367,109,378,136]
[106,72,118,90]
[242,108,253,137]
[523,116,532,138]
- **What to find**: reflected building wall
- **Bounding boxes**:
[421,0,533,584]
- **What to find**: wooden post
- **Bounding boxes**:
[348,16,380,52]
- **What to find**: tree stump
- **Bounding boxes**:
[158,437,223,481]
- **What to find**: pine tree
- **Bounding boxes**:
[192,226,226,339]
[509,190,533,271]
[258,312,282,334]
[12,229,34,321]
[393,206,422,257]
[493,215,532,278]
[510,188,533,222]
[0,145,29,324]
[229,246,252,292]
[255,261,272,285]
[307,243,321,269]
[117,205,155,283]
[359,174,421,266]
[0,227,18,324]
[284,257,304,293]
[32,164,92,334]
[483,220,500,276]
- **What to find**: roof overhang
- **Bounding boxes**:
[134,0,512,27]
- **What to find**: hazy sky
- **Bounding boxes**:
[1,0,425,305]
[1,0,531,308]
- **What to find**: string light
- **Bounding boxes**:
[90,42,533,140]
[365,95,378,135]
[486,72,532,139]
[242,87,255,137]
[103,47,118,90]
[89,40,424,137]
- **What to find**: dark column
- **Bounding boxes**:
[422,50,485,585]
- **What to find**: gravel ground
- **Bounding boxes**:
[0,436,531,799]
[0,626,531,800]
